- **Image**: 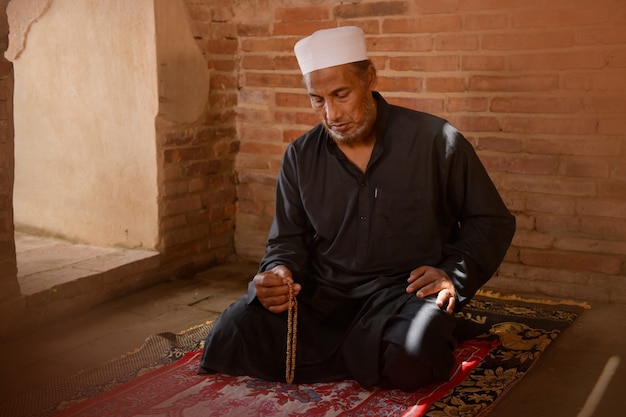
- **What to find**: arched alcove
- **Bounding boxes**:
[6,0,210,295]
[9,0,160,250]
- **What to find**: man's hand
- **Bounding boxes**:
[406,266,457,314]
[253,265,301,314]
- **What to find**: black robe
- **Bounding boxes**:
[198,92,515,386]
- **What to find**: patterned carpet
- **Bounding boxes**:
[0,291,588,417]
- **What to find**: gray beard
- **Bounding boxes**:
[325,100,377,145]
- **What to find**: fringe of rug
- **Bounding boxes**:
[477,289,591,309]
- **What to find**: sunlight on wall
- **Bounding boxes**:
[9,0,159,249]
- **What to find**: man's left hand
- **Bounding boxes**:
[406,266,456,314]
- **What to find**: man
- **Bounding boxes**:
[198,26,515,391]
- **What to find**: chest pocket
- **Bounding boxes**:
[373,189,423,238]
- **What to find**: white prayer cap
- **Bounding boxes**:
[294,26,368,75]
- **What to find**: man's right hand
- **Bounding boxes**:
[253,265,301,314]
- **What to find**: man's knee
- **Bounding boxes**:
[381,341,454,391]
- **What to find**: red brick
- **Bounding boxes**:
[597,118,626,135]
[368,36,433,52]
[237,170,279,187]
[457,0,529,11]
[241,55,274,70]
[207,39,238,54]
[556,237,626,256]
[519,248,621,275]
[334,1,409,19]
[236,154,272,170]
[535,214,581,234]
[449,115,500,132]
[163,195,203,217]
[382,16,462,33]
[446,97,489,112]
[580,217,626,240]
[243,72,303,89]
[237,23,271,37]
[502,117,597,135]
[273,21,336,37]
[274,110,318,126]
[491,97,583,114]
[211,22,237,39]
[415,0,459,14]
[525,138,621,157]
[241,37,299,53]
[560,158,610,178]
[387,97,445,114]
[599,179,626,198]
[608,48,626,68]
[463,13,508,30]
[238,90,271,106]
[576,27,626,45]
[512,7,610,28]
[512,213,535,231]
[236,107,271,123]
[461,55,505,71]
[283,129,308,143]
[509,51,607,71]
[274,55,299,71]
[210,73,237,89]
[276,92,314,109]
[501,174,596,196]
[480,153,559,175]
[614,165,626,180]
[511,230,554,250]
[564,70,626,91]
[237,199,265,216]
[390,55,460,71]
[483,31,575,50]
[239,141,286,156]
[212,57,236,72]
[163,147,210,164]
[424,77,466,92]
[469,75,559,91]
[527,194,576,215]
[275,7,329,22]
[475,136,523,153]
[582,96,626,114]
[240,126,282,143]
[577,198,626,219]
[377,76,423,92]
[434,34,478,51]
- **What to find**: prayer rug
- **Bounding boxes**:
[1,292,588,417]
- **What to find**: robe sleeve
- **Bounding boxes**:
[435,127,516,309]
[258,144,313,281]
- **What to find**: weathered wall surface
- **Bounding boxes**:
[0,0,19,304]
[226,0,626,302]
[0,0,235,337]
[10,0,161,248]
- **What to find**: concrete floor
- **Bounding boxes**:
[1,237,624,416]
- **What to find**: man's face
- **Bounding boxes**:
[304,64,377,145]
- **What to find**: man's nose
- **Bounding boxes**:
[324,100,341,122]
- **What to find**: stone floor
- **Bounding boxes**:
[14,231,157,295]
[1,235,624,416]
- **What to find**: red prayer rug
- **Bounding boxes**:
[0,292,587,417]
[55,339,499,417]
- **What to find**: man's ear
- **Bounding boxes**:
[366,65,378,90]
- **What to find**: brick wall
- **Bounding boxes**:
[157,0,240,269]
[230,0,626,302]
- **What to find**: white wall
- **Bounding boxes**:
[10,0,159,248]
